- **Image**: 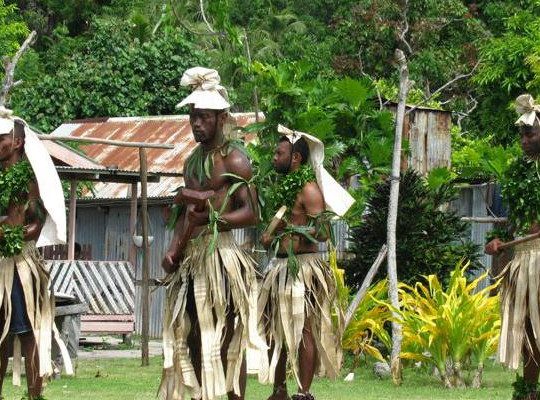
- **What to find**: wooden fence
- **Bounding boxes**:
[48,260,136,334]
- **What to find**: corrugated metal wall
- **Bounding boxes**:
[451,184,495,290]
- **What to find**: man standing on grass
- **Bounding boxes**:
[0,107,72,400]
[159,67,263,400]
[486,94,540,400]
[258,125,354,400]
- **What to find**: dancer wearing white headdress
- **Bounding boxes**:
[258,125,354,400]
[0,107,72,400]
[159,67,263,400]
[485,94,540,400]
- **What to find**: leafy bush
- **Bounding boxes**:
[394,262,500,388]
[342,280,391,364]
[451,127,520,182]
[345,169,481,288]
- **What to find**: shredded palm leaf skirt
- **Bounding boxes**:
[498,238,540,370]
[159,231,263,400]
[0,242,73,385]
[257,254,343,389]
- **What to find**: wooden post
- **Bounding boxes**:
[67,180,78,260]
[139,148,150,366]
[129,183,138,268]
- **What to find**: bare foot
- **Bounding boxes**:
[267,385,290,400]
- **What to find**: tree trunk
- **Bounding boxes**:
[387,48,411,386]
[471,362,484,388]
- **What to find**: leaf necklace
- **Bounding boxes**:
[501,156,540,236]
[0,159,34,257]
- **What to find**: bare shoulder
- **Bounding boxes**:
[301,181,323,200]
[300,181,325,215]
[224,147,253,180]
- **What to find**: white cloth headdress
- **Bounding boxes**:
[176,67,231,110]
[0,107,66,247]
[515,94,540,126]
[278,124,355,217]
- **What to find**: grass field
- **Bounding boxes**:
[1,357,515,400]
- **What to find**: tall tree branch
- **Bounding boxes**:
[199,0,215,33]
[0,31,36,107]
[398,0,413,55]
[406,61,479,114]
[387,48,411,387]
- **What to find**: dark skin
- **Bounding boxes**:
[485,120,540,395]
[261,140,327,399]
[0,126,46,400]
[161,107,257,400]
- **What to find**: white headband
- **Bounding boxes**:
[278,124,355,217]
[515,94,540,126]
[176,66,230,110]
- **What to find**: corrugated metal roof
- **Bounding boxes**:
[42,139,103,169]
[50,113,263,198]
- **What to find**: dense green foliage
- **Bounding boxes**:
[0,0,28,57]
[346,170,481,288]
[501,157,540,235]
[10,18,207,132]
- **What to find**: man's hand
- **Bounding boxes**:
[261,232,273,249]
[187,207,209,226]
[162,251,179,274]
[485,238,504,255]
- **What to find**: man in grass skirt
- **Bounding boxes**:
[0,107,72,400]
[258,125,354,400]
[486,94,540,400]
[159,67,264,400]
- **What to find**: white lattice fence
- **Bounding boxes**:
[47,260,136,334]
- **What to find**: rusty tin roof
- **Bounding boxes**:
[50,113,263,198]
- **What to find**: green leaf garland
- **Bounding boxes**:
[501,157,540,235]
[267,164,316,219]
[0,159,34,215]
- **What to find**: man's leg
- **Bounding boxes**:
[0,332,10,397]
[522,320,540,400]
[222,310,246,400]
[297,317,317,395]
[267,344,288,400]
[19,332,42,399]
[186,283,202,400]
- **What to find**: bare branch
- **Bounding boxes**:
[199,0,215,33]
[357,50,384,110]
[0,31,37,107]
[398,0,413,55]
[406,61,479,115]
[169,0,224,37]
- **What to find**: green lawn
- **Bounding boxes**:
[1,357,515,400]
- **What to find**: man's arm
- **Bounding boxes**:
[218,149,258,229]
[161,167,192,273]
[23,181,45,241]
[300,182,328,242]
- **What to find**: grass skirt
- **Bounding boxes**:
[159,231,264,400]
[257,253,342,389]
[498,238,540,369]
[0,242,73,385]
